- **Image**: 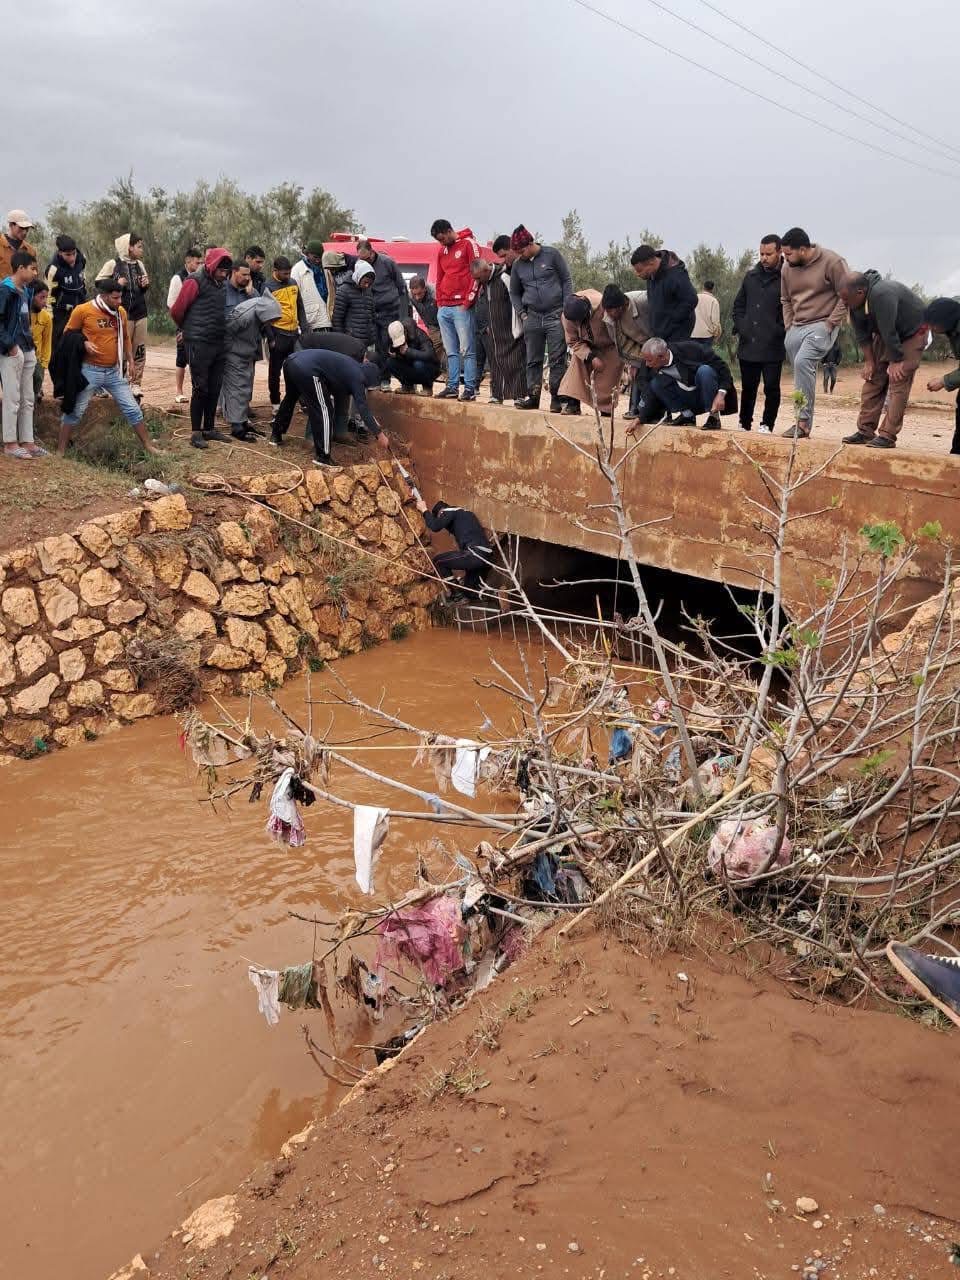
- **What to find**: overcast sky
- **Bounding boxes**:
[14,0,960,291]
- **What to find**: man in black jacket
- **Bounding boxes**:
[415,496,493,601]
[46,235,87,355]
[271,347,387,463]
[731,234,785,432]
[630,246,697,341]
[357,238,409,383]
[839,270,927,449]
[384,319,439,394]
[638,336,737,431]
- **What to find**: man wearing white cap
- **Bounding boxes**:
[383,318,439,394]
[1,210,36,281]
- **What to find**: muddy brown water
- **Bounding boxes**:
[0,630,537,1280]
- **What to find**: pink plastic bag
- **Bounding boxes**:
[375,894,466,986]
[708,816,792,884]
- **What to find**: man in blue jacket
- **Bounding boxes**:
[0,250,42,457]
[271,347,388,464]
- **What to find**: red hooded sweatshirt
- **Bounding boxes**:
[435,228,480,309]
[169,247,232,326]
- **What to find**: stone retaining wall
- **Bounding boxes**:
[0,462,438,759]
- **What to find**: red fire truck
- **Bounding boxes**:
[323,232,498,292]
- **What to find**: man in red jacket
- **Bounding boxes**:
[430,219,479,402]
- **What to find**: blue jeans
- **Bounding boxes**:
[437,305,477,392]
[62,363,145,427]
[650,364,718,417]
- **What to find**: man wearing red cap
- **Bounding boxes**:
[0,210,36,282]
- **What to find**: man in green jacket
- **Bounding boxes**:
[924,298,960,456]
[839,270,927,449]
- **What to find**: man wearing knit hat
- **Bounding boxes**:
[508,225,575,413]
[0,210,36,282]
[291,239,331,332]
[600,284,652,420]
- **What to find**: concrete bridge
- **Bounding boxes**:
[377,397,960,618]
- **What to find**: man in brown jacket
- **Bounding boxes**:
[780,227,849,437]
[0,209,36,281]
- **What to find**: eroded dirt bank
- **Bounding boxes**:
[135,929,960,1280]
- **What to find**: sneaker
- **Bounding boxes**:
[396,385,416,395]
[516,396,541,411]
[202,429,232,443]
[174,394,188,405]
[757,425,773,434]
[312,455,333,468]
[379,381,392,392]
[739,422,752,432]
[436,386,458,399]
[886,941,960,1028]
[230,428,258,442]
[623,408,640,421]
[867,436,896,449]
[677,411,696,427]
[269,430,283,448]
[418,385,434,397]
[488,396,502,405]
[190,434,209,450]
[701,413,722,431]
[460,390,477,402]
[842,431,872,445]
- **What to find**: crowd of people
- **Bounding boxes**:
[2,205,960,464]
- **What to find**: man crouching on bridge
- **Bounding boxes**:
[415,496,493,603]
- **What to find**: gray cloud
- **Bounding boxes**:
[13,0,960,290]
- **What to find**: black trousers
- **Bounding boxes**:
[268,331,298,404]
[434,548,488,594]
[52,308,73,357]
[273,364,347,460]
[738,359,782,429]
[187,340,226,436]
[953,392,960,456]
[523,309,569,402]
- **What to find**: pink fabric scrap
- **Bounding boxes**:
[708,816,792,884]
[375,894,466,987]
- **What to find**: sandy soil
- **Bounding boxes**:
[137,926,960,1280]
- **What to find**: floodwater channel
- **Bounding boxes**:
[0,629,536,1280]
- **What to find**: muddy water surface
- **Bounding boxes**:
[0,630,528,1280]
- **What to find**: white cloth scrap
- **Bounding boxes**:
[353,804,391,894]
[451,740,492,799]
[265,767,305,847]
[248,965,280,1026]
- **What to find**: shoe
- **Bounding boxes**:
[561,403,582,416]
[4,445,31,459]
[379,381,392,392]
[418,386,434,397]
[887,941,960,1028]
[488,396,502,405]
[396,385,416,395]
[867,436,896,449]
[269,430,283,448]
[230,428,258,442]
[549,398,563,414]
[843,431,872,445]
[623,408,639,421]
[460,390,477,402]
[174,394,188,405]
[739,423,751,431]
[516,396,541,411]
[677,411,696,427]
[701,413,722,431]
[190,434,209,450]
[244,424,266,438]
[757,425,773,434]
[447,589,470,604]
[436,386,458,399]
[202,429,232,443]
[312,455,333,468]
[655,412,678,426]
[782,425,810,438]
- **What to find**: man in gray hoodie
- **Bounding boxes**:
[508,224,575,412]
[839,271,927,449]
